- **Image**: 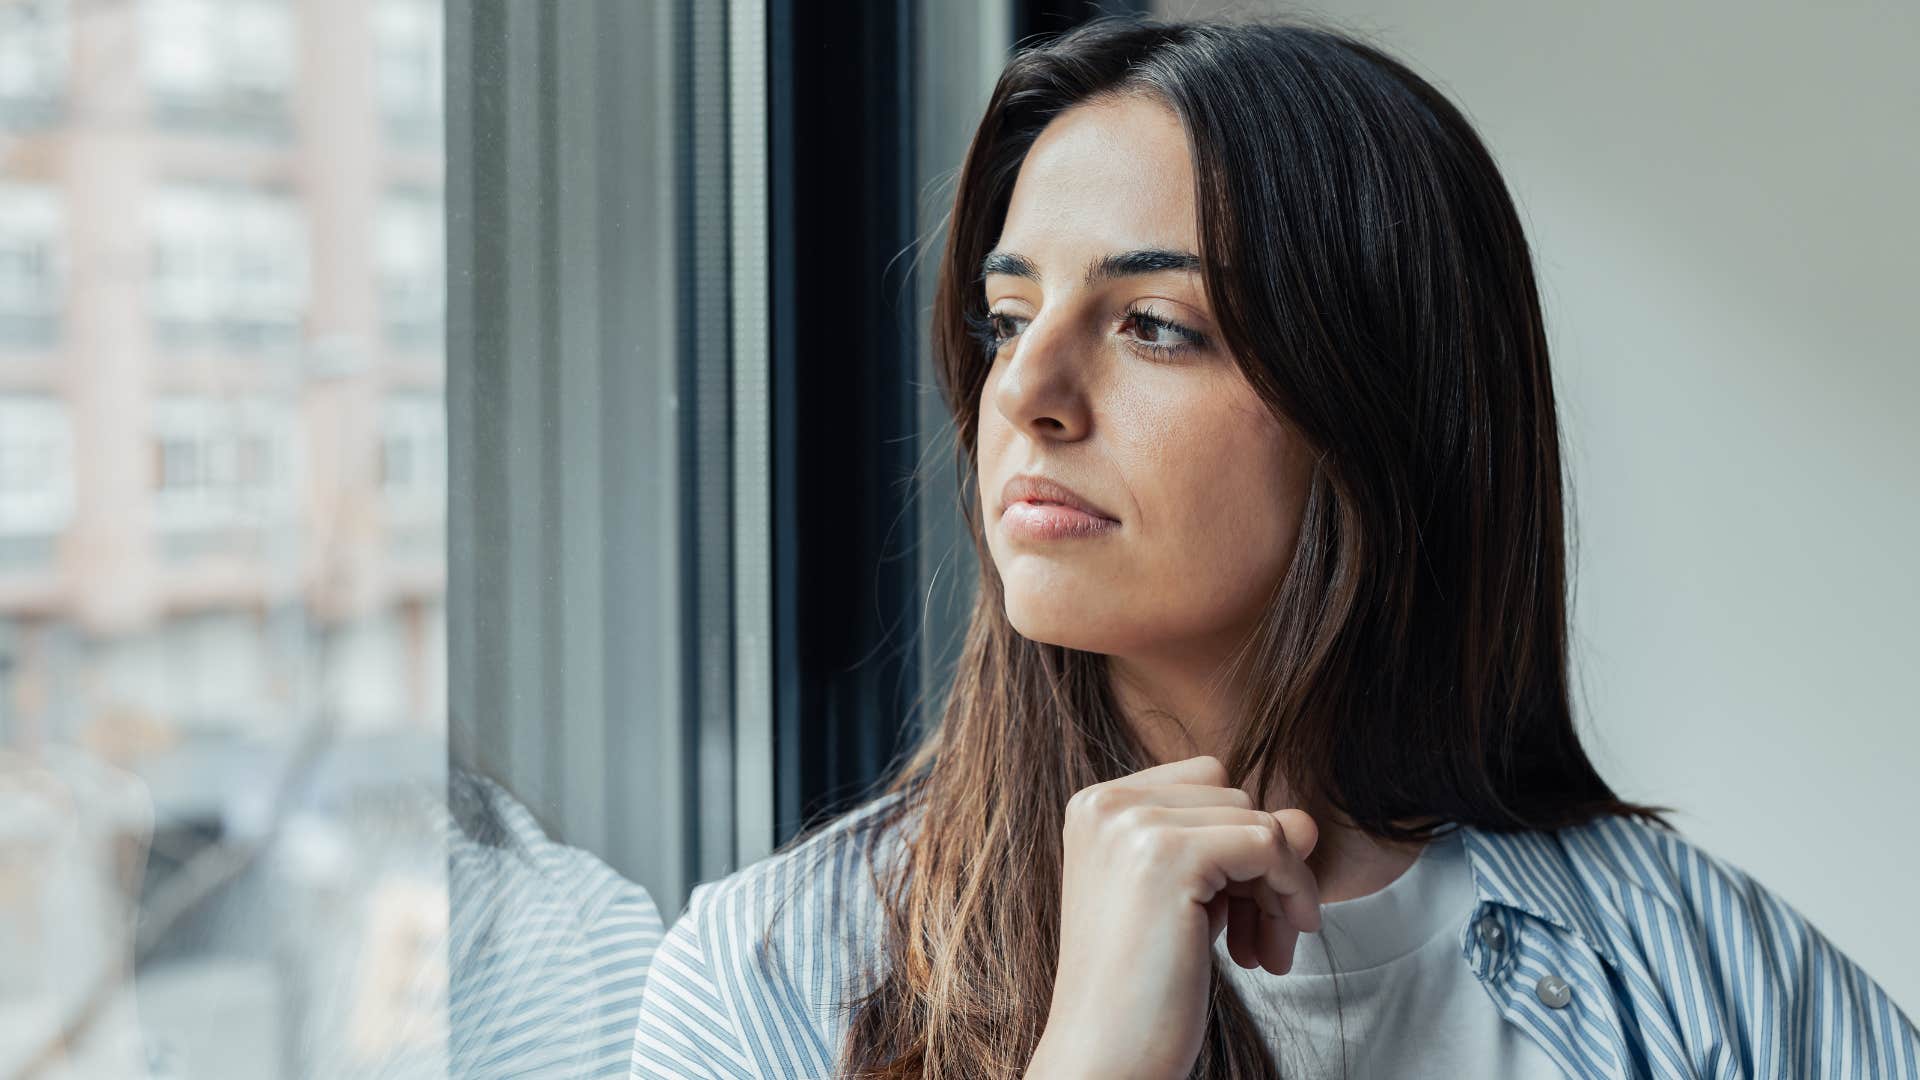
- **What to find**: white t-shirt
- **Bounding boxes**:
[1213,830,1565,1078]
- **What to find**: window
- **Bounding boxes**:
[380,391,445,564]
[0,395,74,569]
[5,3,450,1074]
[0,183,63,346]
[380,393,444,501]
[150,394,298,535]
[4,0,1013,1072]
[141,0,297,137]
[443,0,1006,928]
[374,0,444,145]
[376,190,445,351]
[0,0,67,127]
[150,184,308,351]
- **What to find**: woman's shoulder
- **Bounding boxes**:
[1551,813,1815,934]
[1465,812,1824,951]
[1462,812,1917,1072]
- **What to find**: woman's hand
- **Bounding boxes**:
[1025,754,1320,1080]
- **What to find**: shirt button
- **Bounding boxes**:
[1475,916,1505,949]
[1536,974,1573,1009]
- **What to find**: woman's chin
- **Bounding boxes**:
[1004,595,1127,654]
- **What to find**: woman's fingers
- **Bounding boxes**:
[1212,847,1313,974]
[1109,804,1322,934]
[1103,754,1232,789]
[1062,768,1323,975]
[1128,804,1285,830]
[1257,911,1302,975]
[1205,891,1230,940]
[1273,807,1318,860]
[1225,895,1261,967]
[1192,819,1322,933]
[1101,783,1256,811]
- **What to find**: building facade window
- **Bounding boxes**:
[374,0,443,146]
[380,392,444,564]
[150,183,308,352]
[376,190,445,351]
[150,394,298,538]
[0,183,63,348]
[0,0,67,128]
[0,394,74,532]
[379,393,445,505]
[140,0,297,138]
[0,394,74,571]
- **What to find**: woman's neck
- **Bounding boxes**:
[1291,810,1426,903]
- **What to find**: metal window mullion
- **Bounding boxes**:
[447,2,516,799]
[500,0,554,813]
[728,0,774,868]
[596,0,693,913]
[552,0,609,859]
[682,0,738,884]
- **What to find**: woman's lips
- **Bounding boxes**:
[1001,500,1121,541]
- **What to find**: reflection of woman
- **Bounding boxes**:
[441,768,662,1078]
[633,16,1918,1079]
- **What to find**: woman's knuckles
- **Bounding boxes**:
[1124,824,1184,868]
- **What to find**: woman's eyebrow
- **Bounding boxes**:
[978,247,1203,285]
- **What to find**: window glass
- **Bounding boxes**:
[141,0,297,136]
[0,184,63,345]
[150,184,309,351]
[374,0,444,145]
[1,3,448,1075]
[0,0,68,122]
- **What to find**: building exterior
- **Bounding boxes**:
[0,1,450,1075]
[0,0,446,762]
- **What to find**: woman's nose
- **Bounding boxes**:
[993,309,1094,439]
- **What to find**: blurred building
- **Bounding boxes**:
[0,0,446,763]
[0,1,449,1075]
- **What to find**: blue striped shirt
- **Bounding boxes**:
[442,772,665,1078]
[630,793,1919,1078]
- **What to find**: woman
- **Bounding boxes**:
[632,16,1918,1079]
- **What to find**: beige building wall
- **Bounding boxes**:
[0,0,446,745]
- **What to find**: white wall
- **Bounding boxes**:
[1166,0,1920,1007]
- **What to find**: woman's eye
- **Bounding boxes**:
[967,309,1027,354]
[967,306,1208,358]
[1122,309,1208,354]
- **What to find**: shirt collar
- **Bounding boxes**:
[1455,823,1621,970]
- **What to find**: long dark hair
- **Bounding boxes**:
[831,14,1665,1077]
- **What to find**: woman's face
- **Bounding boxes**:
[977,93,1315,664]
